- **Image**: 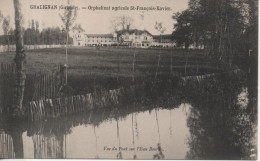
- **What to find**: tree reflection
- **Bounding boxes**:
[0,72,257,159]
[153,109,165,159]
[131,113,137,159]
[183,74,257,160]
[32,134,64,158]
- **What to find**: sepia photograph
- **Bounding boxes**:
[0,0,258,160]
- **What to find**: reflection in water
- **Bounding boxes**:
[153,109,165,159]
[182,74,257,160]
[186,98,257,160]
[64,107,189,159]
[169,110,172,136]
[0,132,15,158]
[116,118,122,159]
[32,134,64,158]
[93,126,99,159]
[0,105,190,159]
[0,72,257,159]
[237,87,249,109]
[134,113,139,140]
[131,113,137,159]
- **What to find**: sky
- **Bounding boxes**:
[0,0,189,35]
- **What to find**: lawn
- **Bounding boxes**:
[0,46,231,78]
[0,46,235,100]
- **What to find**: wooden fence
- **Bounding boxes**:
[33,134,64,159]
[26,68,243,122]
[0,45,69,53]
[181,68,241,85]
[26,88,124,121]
[0,132,15,158]
[0,62,62,115]
[0,63,15,114]
[0,61,244,122]
[26,72,61,101]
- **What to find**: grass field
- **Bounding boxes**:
[0,46,236,98]
[0,46,231,77]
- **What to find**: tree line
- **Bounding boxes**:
[0,19,73,46]
[172,0,258,63]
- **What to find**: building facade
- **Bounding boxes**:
[116,29,153,48]
[152,34,176,48]
[72,28,175,48]
[72,27,117,46]
[84,34,117,46]
[72,25,85,46]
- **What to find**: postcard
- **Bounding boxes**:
[0,0,258,160]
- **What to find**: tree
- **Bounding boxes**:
[60,0,77,85]
[0,11,3,23]
[110,16,134,32]
[172,0,257,64]
[242,0,258,53]
[35,20,40,44]
[154,22,166,79]
[31,19,35,44]
[154,22,166,43]
[172,11,194,49]
[13,0,26,117]
[2,15,11,52]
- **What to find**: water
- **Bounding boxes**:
[0,71,257,159]
[19,105,190,159]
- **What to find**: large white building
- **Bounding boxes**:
[116,29,153,48]
[72,26,117,46]
[83,34,117,46]
[72,27,175,48]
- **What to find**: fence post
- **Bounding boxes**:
[59,65,67,85]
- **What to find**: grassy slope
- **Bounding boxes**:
[0,46,230,78]
[0,46,235,96]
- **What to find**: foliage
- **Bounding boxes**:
[172,11,194,49]
[0,24,73,45]
[0,11,3,23]
[154,22,166,42]
[2,15,11,51]
[110,16,134,32]
[2,16,10,35]
[59,1,77,32]
[172,0,258,62]
[38,27,73,45]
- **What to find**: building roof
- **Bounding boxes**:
[117,29,152,36]
[85,34,114,38]
[153,34,173,39]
